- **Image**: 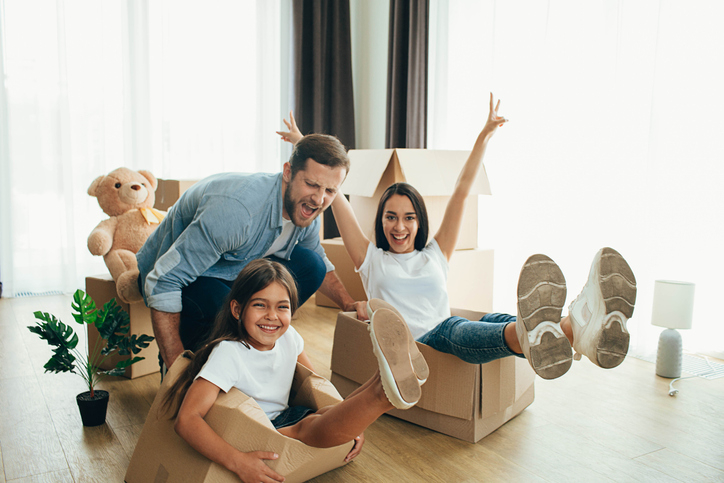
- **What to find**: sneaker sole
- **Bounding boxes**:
[367,299,429,384]
[593,247,637,368]
[517,254,572,379]
[369,308,421,409]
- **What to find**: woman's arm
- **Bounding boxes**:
[276,111,304,145]
[175,378,285,483]
[434,93,508,260]
[330,192,370,270]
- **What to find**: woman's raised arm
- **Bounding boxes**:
[434,93,507,260]
[331,191,371,270]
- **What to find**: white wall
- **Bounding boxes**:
[349,0,389,149]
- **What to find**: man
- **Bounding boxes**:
[137,134,359,369]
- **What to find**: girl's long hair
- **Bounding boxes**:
[162,258,299,418]
[374,182,429,252]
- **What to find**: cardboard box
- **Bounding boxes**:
[125,354,353,483]
[342,149,491,249]
[317,238,494,314]
[154,179,198,211]
[85,275,159,378]
[330,310,535,443]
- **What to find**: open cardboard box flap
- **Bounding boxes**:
[126,354,352,483]
[343,149,492,197]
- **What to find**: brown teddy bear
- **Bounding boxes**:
[88,168,165,304]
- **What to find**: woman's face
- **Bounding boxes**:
[231,282,292,351]
[381,194,418,254]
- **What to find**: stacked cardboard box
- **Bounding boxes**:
[154,179,198,211]
[85,274,159,378]
[331,310,536,443]
[125,354,353,483]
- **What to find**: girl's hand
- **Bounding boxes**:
[232,451,285,483]
[276,110,304,145]
[344,433,365,462]
[484,92,508,133]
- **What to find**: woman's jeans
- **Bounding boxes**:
[177,245,326,352]
[416,313,525,364]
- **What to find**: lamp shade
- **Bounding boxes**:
[651,280,695,330]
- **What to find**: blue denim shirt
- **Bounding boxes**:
[137,172,333,313]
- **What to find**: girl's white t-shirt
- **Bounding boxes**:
[357,239,451,339]
[196,326,304,420]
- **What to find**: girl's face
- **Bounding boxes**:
[231,281,292,351]
[381,194,418,254]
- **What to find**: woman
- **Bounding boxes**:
[279,95,637,380]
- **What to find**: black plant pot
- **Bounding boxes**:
[76,390,109,427]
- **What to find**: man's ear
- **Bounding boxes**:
[282,162,292,183]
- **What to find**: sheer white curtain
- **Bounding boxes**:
[430,0,724,359]
[0,0,281,297]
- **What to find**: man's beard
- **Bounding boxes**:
[283,184,320,228]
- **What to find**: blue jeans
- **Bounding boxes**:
[271,405,316,429]
[164,245,326,353]
[416,313,525,365]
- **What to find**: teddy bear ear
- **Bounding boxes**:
[88,175,105,197]
[138,170,158,191]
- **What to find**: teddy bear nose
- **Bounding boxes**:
[131,184,141,191]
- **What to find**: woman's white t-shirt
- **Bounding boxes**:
[196,326,305,420]
[357,239,451,339]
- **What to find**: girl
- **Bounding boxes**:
[279,94,637,380]
[163,258,424,483]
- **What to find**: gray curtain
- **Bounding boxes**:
[292,0,356,238]
[386,0,429,149]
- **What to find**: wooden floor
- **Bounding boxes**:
[1,294,723,483]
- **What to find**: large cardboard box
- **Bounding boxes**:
[125,354,353,483]
[317,238,494,314]
[330,310,535,443]
[154,179,198,211]
[85,275,159,378]
[342,149,491,250]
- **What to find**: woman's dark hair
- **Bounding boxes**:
[288,133,350,178]
[374,182,429,252]
[162,258,299,418]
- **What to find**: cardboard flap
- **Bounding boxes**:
[395,149,492,196]
[343,149,396,196]
[291,363,344,409]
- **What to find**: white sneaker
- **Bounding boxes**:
[367,298,429,384]
[516,254,572,380]
[569,247,637,368]
[369,308,422,410]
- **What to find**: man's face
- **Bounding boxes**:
[282,159,347,228]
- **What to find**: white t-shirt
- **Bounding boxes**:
[263,218,295,257]
[357,239,451,339]
[196,327,305,420]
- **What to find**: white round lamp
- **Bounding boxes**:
[651,280,695,378]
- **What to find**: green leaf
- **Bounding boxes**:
[115,356,144,369]
[97,298,130,343]
[71,290,97,325]
[28,312,79,374]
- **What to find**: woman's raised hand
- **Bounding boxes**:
[277,110,304,145]
[484,93,508,133]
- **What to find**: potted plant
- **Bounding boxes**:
[28,289,155,426]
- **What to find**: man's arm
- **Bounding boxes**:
[150,309,184,368]
[317,271,368,319]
